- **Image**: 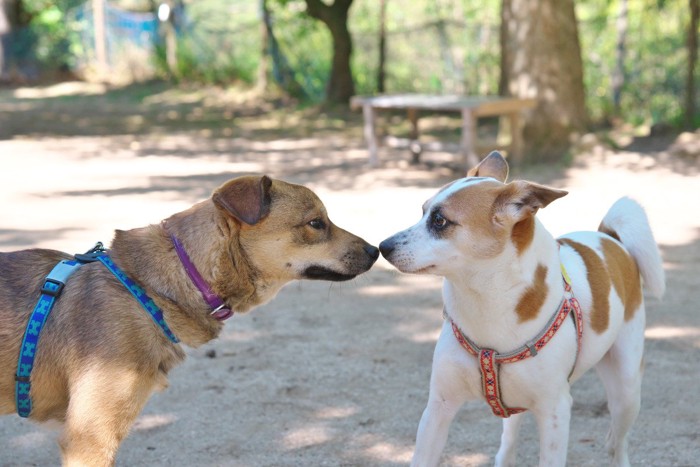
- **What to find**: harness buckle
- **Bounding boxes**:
[14,375,30,383]
[74,242,106,263]
[40,278,65,297]
[525,341,538,357]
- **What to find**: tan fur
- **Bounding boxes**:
[598,222,621,243]
[511,215,536,255]
[601,237,642,321]
[559,238,611,334]
[0,175,378,466]
[441,182,510,259]
[515,264,549,322]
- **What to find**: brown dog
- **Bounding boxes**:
[0,175,378,466]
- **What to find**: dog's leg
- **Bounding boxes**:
[494,412,525,467]
[532,390,573,466]
[59,364,156,467]
[595,313,645,467]
[411,340,471,467]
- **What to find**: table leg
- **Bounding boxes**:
[461,108,479,170]
[407,107,421,163]
[509,112,524,167]
[362,104,379,167]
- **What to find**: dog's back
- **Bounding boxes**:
[597,197,665,299]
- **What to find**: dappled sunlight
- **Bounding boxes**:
[396,321,443,344]
[313,405,358,420]
[356,275,442,297]
[8,428,57,449]
[645,326,700,341]
[216,327,269,343]
[281,424,333,450]
[13,81,109,99]
[359,436,414,464]
[132,413,177,432]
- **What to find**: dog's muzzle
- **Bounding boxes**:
[378,237,396,259]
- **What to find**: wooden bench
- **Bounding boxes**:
[350,94,536,169]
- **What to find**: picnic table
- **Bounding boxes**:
[350,94,536,169]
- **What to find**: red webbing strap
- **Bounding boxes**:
[447,272,583,419]
[479,349,527,418]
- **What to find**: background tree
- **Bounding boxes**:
[500,0,588,163]
[376,0,386,93]
[612,0,628,116]
[686,0,699,128]
[303,0,355,103]
[260,0,305,97]
[0,0,15,79]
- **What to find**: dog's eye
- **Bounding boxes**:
[431,212,448,229]
[308,218,326,230]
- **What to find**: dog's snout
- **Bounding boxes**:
[364,244,380,261]
[379,238,395,258]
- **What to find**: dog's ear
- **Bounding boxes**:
[467,151,509,182]
[213,175,273,225]
[494,180,567,225]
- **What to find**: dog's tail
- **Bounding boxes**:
[598,197,666,299]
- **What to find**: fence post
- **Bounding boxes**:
[93,0,108,80]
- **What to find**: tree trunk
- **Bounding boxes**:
[377,0,386,93]
[93,0,108,80]
[685,0,699,128]
[305,0,355,104]
[612,0,628,116]
[500,0,587,164]
[257,0,270,92]
[0,0,12,79]
[263,1,305,98]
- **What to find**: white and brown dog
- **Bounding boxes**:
[379,152,665,466]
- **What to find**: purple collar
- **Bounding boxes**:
[170,234,233,321]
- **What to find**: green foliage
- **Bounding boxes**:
[153,1,260,84]
[15,0,84,70]
[13,0,698,128]
[578,0,696,126]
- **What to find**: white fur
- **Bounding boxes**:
[600,197,666,298]
[380,182,665,467]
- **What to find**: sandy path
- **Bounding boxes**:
[0,127,698,466]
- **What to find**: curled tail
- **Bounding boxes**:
[598,197,666,298]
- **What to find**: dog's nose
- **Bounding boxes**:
[364,244,380,261]
[378,238,395,258]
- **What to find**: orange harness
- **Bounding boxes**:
[443,269,583,418]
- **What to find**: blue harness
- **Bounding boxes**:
[15,243,179,418]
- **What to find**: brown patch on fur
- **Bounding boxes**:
[511,216,535,255]
[600,238,642,321]
[441,181,510,259]
[559,238,611,334]
[516,264,549,322]
[598,221,621,242]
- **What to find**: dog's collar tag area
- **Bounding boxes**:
[169,233,233,321]
[444,271,584,418]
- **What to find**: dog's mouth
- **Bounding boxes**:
[414,265,436,274]
[302,265,357,282]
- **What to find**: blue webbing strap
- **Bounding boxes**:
[15,259,84,417]
[15,248,179,418]
[96,255,179,344]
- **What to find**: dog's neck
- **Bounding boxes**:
[442,218,565,350]
[109,201,282,347]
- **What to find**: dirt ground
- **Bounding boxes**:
[0,83,698,466]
